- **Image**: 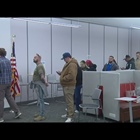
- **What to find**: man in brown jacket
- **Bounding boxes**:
[135,52,140,70]
[56,52,78,122]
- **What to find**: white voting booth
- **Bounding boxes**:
[82,70,140,121]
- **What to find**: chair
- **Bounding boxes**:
[19,75,30,102]
[78,88,104,122]
[57,83,62,91]
[47,74,60,98]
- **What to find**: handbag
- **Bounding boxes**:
[125,82,135,97]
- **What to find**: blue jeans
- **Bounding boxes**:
[35,86,45,117]
[74,85,82,111]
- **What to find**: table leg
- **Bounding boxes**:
[128,101,133,122]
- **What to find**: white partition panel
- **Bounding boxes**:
[101,72,120,121]
[52,18,71,97]
[117,70,134,83]
[134,70,140,88]
[131,29,140,58]
[10,19,28,102]
[28,20,51,99]
[90,24,104,71]
[118,28,129,68]
[72,21,88,64]
[104,26,117,64]
[82,71,101,114]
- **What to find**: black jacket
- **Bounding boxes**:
[76,65,82,86]
[126,58,135,69]
[87,64,97,71]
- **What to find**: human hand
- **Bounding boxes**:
[45,82,49,87]
[120,67,125,70]
[85,64,89,69]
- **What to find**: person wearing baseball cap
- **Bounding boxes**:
[121,55,135,70]
[61,52,72,60]
[57,52,78,122]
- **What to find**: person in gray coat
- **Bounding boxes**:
[102,56,119,71]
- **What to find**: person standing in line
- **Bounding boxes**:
[56,52,78,122]
[102,56,119,71]
[30,53,49,121]
[74,63,83,113]
[0,48,22,123]
[121,55,135,70]
[85,60,97,71]
[80,60,89,71]
[135,52,140,70]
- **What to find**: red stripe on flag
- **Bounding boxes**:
[10,40,21,99]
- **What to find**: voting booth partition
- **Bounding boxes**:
[82,70,140,122]
[82,71,102,116]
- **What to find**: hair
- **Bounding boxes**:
[36,53,41,59]
[136,52,140,54]
[0,48,7,57]
[80,60,86,64]
[113,59,118,65]
[109,55,114,58]
[109,55,118,64]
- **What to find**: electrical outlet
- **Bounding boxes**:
[109,113,116,118]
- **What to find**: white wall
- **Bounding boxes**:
[72,21,88,64]
[90,24,104,71]
[104,26,117,66]
[0,18,11,58]
[131,29,140,59]
[118,28,129,68]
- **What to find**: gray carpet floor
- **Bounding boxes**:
[2,96,140,123]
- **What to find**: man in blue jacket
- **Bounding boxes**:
[102,56,119,71]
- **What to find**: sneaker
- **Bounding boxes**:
[75,110,79,113]
[15,112,22,119]
[61,114,67,118]
[65,117,72,122]
[10,110,14,113]
[34,116,46,121]
[0,118,4,123]
[65,108,67,111]
[34,114,39,118]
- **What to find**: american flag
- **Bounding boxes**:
[10,39,20,99]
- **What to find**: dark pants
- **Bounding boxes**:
[74,85,82,111]
[0,84,20,118]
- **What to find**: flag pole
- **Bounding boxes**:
[12,35,16,100]
[10,35,16,113]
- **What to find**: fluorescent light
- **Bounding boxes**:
[12,18,81,28]
[131,26,140,30]
[50,22,81,28]
[12,18,50,25]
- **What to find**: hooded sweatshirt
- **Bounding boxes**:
[60,58,78,87]
[126,58,135,69]
[85,60,97,71]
